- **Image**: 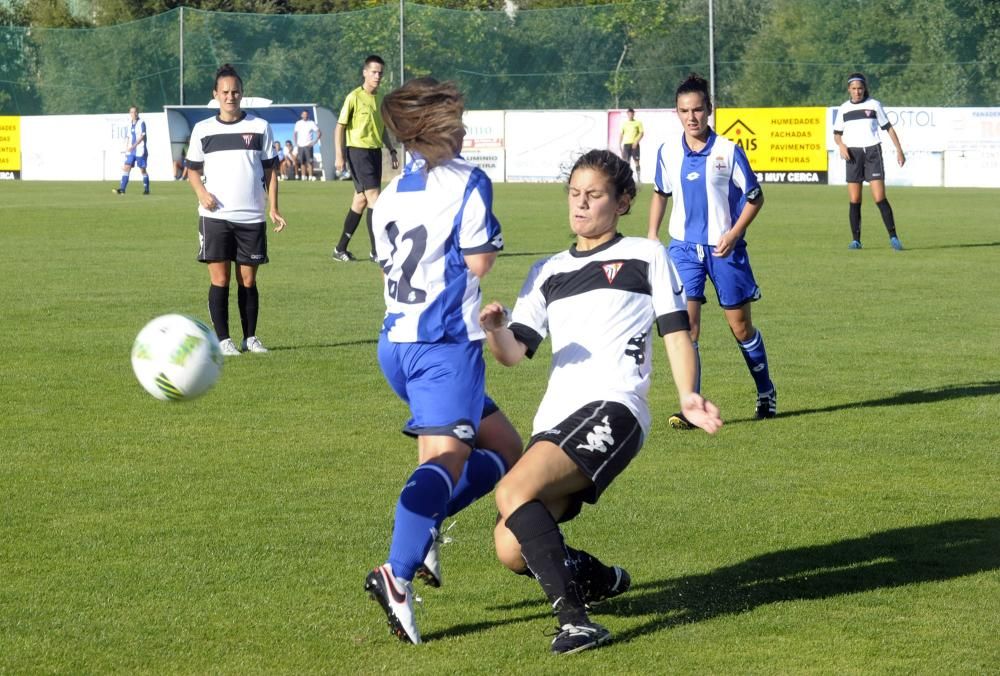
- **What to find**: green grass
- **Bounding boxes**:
[2,179,998,674]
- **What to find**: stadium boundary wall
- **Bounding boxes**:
[3,107,998,188]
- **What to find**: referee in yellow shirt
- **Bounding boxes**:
[619,108,644,182]
[332,54,399,262]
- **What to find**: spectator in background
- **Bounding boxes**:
[833,72,906,250]
[294,109,321,181]
[173,139,189,181]
[283,140,298,180]
[114,106,149,195]
[619,108,644,182]
[331,54,399,263]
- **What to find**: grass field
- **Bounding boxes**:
[2,178,998,674]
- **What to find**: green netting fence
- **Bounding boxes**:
[0,1,997,116]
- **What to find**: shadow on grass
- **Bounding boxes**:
[473,518,997,644]
[754,380,1000,422]
[907,241,1000,250]
[266,338,378,352]
[599,518,999,643]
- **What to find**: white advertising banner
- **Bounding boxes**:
[20,112,173,181]
[606,108,683,183]
[505,111,607,182]
[462,110,505,182]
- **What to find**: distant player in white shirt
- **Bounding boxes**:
[833,72,906,250]
[482,150,721,655]
[185,64,287,356]
[649,72,776,426]
[363,78,522,647]
[113,106,149,195]
[292,109,321,181]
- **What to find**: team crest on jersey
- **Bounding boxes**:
[242,134,254,147]
[714,156,728,171]
[602,262,624,284]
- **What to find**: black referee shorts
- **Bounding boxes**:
[346,147,383,192]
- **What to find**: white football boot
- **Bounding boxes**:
[364,563,421,644]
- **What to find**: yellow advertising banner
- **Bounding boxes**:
[0,116,21,179]
[715,107,827,183]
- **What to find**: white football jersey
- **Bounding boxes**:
[833,97,892,148]
[652,130,760,247]
[373,155,504,343]
[186,112,277,223]
[509,235,688,436]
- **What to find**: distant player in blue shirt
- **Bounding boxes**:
[363,78,522,646]
[113,106,149,195]
[648,73,776,424]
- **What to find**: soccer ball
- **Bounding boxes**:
[131,314,223,401]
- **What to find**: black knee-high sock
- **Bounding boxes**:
[336,209,363,252]
[506,501,588,626]
[565,546,614,597]
[208,285,230,340]
[849,202,861,242]
[366,208,376,257]
[237,285,259,339]
[876,199,897,237]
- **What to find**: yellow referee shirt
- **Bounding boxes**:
[338,86,386,149]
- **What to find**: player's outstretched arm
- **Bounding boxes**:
[663,330,722,434]
[480,302,527,367]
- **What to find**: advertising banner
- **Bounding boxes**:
[716,107,828,183]
[504,111,607,182]
[462,110,505,182]
[0,116,21,180]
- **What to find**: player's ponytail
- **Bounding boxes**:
[214,63,243,89]
[381,78,465,169]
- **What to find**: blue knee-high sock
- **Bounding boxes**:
[691,340,701,393]
[119,174,129,191]
[387,463,453,581]
[738,330,773,394]
[142,175,150,192]
[446,449,508,518]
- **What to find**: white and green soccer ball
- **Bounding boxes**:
[131,314,223,401]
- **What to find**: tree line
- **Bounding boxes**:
[1,0,997,115]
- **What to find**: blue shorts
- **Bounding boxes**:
[377,335,487,443]
[125,152,148,169]
[668,239,761,309]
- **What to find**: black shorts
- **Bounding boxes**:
[346,147,383,192]
[297,145,314,164]
[845,144,885,183]
[198,216,268,265]
[528,400,644,523]
[623,144,640,162]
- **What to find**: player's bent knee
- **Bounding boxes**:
[493,520,525,572]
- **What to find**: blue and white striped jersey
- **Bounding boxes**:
[652,130,761,247]
[833,97,891,149]
[130,118,147,156]
[373,155,504,344]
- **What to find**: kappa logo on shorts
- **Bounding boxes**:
[452,424,475,440]
[576,415,615,454]
[602,262,623,284]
